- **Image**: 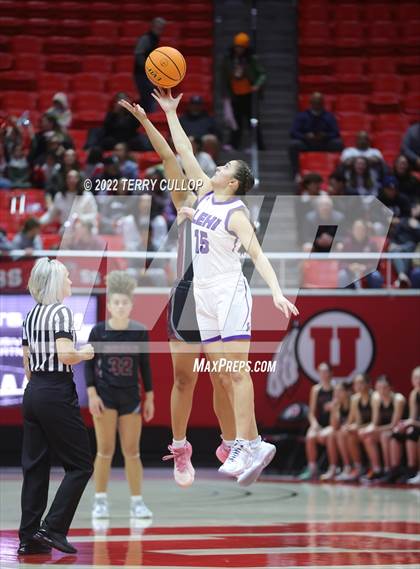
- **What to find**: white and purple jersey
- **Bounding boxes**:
[191,191,248,287]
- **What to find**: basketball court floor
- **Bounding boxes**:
[0,468,419,569]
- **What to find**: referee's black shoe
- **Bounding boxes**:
[33,524,77,554]
[17,539,52,555]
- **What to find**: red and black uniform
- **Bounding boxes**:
[85,320,152,416]
[358,394,372,425]
[315,386,333,428]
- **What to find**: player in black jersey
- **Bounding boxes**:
[360,375,405,483]
[320,382,351,481]
[389,366,420,483]
[335,373,372,482]
[119,100,236,487]
[300,362,334,481]
[85,271,154,519]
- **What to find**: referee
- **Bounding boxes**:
[18,258,94,556]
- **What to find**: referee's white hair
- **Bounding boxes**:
[28,258,68,305]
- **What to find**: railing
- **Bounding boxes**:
[3,249,420,293]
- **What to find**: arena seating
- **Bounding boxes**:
[298,0,420,168]
[0,0,214,158]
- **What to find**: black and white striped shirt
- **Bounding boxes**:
[22,303,76,373]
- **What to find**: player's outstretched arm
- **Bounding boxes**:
[229,209,299,319]
[152,88,212,197]
[119,99,193,210]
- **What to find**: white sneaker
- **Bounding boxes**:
[92,496,109,519]
[218,440,253,477]
[407,472,420,485]
[237,441,276,487]
[130,498,153,519]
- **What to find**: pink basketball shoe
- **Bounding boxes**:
[215,440,231,463]
[163,441,195,487]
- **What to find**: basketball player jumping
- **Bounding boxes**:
[119,99,236,487]
[152,87,299,486]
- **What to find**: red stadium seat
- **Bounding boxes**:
[184,3,213,19]
[298,75,334,94]
[184,21,214,36]
[406,75,420,92]
[60,19,90,38]
[334,21,365,40]
[299,2,329,22]
[337,113,371,132]
[333,4,361,22]
[302,260,339,288]
[38,73,70,92]
[335,74,371,94]
[120,21,150,38]
[300,57,334,75]
[0,18,24,36]
[378,132,403,151]
[26,18,55,36]
[73,92,108,112]
[395,3,420,21]
[15,53,45,71]
[368,57,396,74]
[26,2,52,18]
[335,95,368,113]
[333,58,366,75]
[299,22,330,40]
[398,56,420,74]
[299,152,340,177]
[114,56,134,73]
[68,129,86,152]
[72,111,104,129]
[43,36,80,55]
[367,22,398,45]
[0,54,13,71]
[82,36,117,55]
[363,4,395,22]
[185,57,212,74]
[1,1,25,18]
[10,35,43,53]
[71,73,106,92]
[82,55,113,73]
[0,71,36,91]
[371,74,403,94]
[91,20,120,38]
[368,94,401,113]
[138,151,162,171]
[45,55,82,74]
[120,4,150,19]
[179,38,213,56]
[88,3,120,19]
[54,2,90,19]
[404,94,420,114]
[372,114,409,133]
[107,73,135,95]
[2,91,38,113]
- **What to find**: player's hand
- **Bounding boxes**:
[178,206,195,222]
[118,99,147,123]
[151,87,183,113]
[272,292,299,318]
[143,392,155,422]
[80,343,95,360]
[89,394,105,417]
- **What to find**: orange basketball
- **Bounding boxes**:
[145,46,187,89]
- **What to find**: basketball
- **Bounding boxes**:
[145,46,187,89]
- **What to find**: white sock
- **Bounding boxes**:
[250,435,262,448]
[235,438,250,445]
[172,438,187,449]
[131,495,143,502]
[95,492,107,499]
[309,462,317,472]
[222,438,235,447]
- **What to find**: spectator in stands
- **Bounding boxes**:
[343,156,381,197]
[222,32,266,151]
[303,195,344,252]
[401,121,420,170]
[0,228,13,251]
[360,375,405,482]
[7,143,31,188]
[143,165,175,227]
[299,362,334,480]
[98,178,137,234]
[37,150,60,192]
[47,148,81,197]
[393,154,420,204]
[289,92,343,178]
[100,93,152,151]
[185,136,216,178]
[136,193,168,250]
[388,366,420,483]
[83,147,104,181]
[101,155,121,182]
[40,169,98,233]
[10,217,43,260]
[340,131,384,169]
[338,219,384,289]
[47,92,72,131]
[28,113,73,166]
[389,201,420,288]
[202,133,220,163]
[377,176,411,220]
[133,18,166,112]
[0,142,11,189]
[113,142,139,180]
[61,219,104,251]
[296,172,324,242]
[179,95,219,140]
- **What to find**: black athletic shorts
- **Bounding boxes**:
[392,426,420,443]
[167,279,201,343]
[96,382,141,416]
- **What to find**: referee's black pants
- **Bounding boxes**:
[19,373,93,542]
